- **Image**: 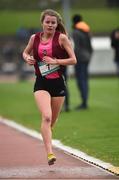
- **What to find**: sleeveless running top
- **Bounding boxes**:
[33,31,69,78]
[38,34,60,79]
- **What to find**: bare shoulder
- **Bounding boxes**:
[59,33,68,41]
[30,34,35,42]
[59,33,69,47]
[27,34,36,46]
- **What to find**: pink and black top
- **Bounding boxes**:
[33,31,69,79]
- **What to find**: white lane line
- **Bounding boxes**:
[0,116,118,176]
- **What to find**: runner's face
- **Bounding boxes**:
[42,15,58,34]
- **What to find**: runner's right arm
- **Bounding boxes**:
[22,34,36,65]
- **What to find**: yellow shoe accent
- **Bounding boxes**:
[48,153,56,165]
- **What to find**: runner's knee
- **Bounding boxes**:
[43,114,51,124]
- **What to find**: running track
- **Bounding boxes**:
[0,121,118,179]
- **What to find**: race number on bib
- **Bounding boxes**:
[38,61,60,76]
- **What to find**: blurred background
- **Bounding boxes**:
[0,0,119,81]
[0,0,119,167]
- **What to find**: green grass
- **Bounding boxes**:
[0,8,119,35]
[0,77,119,166]
[0,11,41,35]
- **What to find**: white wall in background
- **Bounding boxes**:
[68,37,116,76]
[89,37,116,75]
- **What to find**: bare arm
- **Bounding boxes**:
[58,34,77,65]
[43,34,77,66]
[22,34,36,65]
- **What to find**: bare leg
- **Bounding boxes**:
[51,96,65,128]
[34,90,65,161]
[34,90,53,154]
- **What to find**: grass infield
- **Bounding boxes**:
[0,8,119,35]
[0,77,119,166]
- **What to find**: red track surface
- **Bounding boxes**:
[0,123,118,179]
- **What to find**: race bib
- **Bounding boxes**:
[38,61,60,76]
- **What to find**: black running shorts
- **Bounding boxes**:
[34,76,66,97]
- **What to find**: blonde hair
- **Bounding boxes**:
[40,9,67,35]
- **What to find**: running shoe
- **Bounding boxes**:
[48,153,56,165]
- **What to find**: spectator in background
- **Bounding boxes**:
[72,14,93,110]
[16,27,30,42]
[16,27,30,80]
[62,66,70,112]
[110,27,119,77]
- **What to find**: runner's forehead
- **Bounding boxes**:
[44,15,57,22]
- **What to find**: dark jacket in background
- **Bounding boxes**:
[72,20,93,109]
[111,28,119,63]
[72,21,93,63]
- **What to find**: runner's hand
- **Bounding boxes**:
[26,56,36,65]
[43,56,57,65]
